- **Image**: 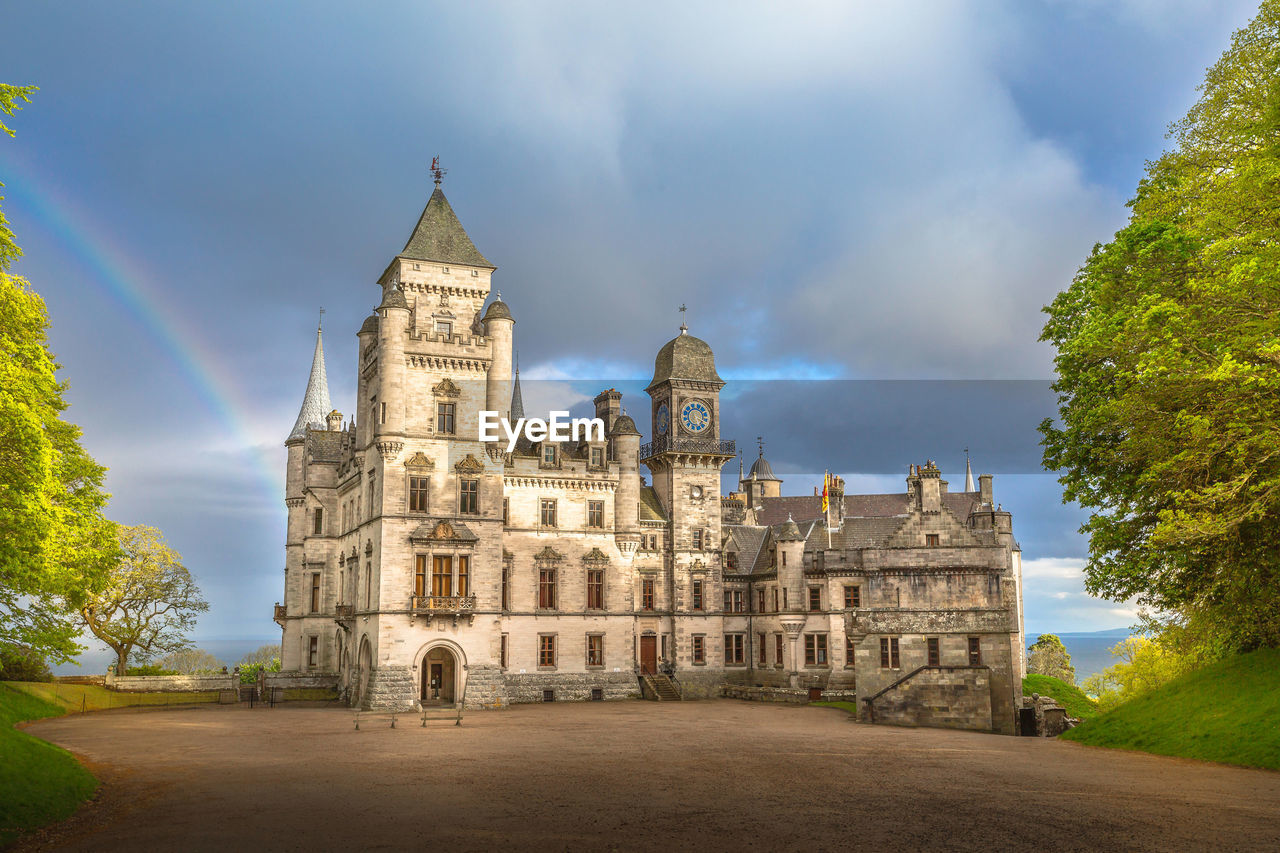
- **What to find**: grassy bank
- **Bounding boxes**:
[8,681,219,712]
[1023,674,1099,719]
[0,684,98,846]
[1062,648,1280,770]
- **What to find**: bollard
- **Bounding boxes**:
[390,712,396,729]
[354,711,361,731]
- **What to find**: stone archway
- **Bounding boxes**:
[355,635,373,707]
[414,640,466,707]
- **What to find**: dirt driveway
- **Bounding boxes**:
[16,699,1280,852]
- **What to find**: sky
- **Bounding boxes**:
[0,0,1262,671]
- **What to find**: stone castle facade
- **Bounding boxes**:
[276,183,1027,733]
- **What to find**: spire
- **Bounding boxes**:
[964,447,976,492]
[509,352,525,421]
[288,320,333,441]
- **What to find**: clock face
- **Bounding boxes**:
[655,403,670,435]
[691,485,704,499]
[680,399,711,434]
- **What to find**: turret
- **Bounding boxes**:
[594,389,622,434]
[375,286,409,446]
[286,319,331,509]
[776,516,805,611]
[483,295,514,421]
[356,314,378,449]
[611,412,642,560]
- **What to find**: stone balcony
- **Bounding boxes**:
[273,603,287,626]
[409,594,478,626]
[334,604,355,629]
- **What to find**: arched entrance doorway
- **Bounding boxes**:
[355,636,372,707]
[421,647,458,705]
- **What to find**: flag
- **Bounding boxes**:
[821,471,829,513]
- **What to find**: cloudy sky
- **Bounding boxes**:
[1,0,1260,669]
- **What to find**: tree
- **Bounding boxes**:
[1081,636,1192,711]
[158,648,224,675]
[81,525,208,673]
[1027,634,1076,684]
[0,643,53,682]
[237,644,281,668]
[1040,2,1280,654]
[0,83,118,663]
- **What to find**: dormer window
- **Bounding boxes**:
[590,447,604,468]
[542,444,556,465]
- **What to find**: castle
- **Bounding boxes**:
[276,181,1027,733]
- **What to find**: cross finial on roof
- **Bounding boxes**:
[431,155,447,187]
[318,307,324,330]
[757,436,764,457]
[679,303,688,333]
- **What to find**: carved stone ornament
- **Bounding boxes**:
[581,547,611,565]
[376,440,403,462]
[433,377,462,398]
[430,520,457,540]
[364,540,374,555]
[454,453,485,474]
[534,546,563,563]
[405,451,434,469]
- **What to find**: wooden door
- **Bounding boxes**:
[640,635,657,674]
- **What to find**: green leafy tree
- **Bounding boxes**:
[0,643,53,682]
[158,648,224,675]
[236,644,281,668]
[81,525,208,673]
[0,83,118,663]
[1081,636,1192,711]
[1040,3,1280,653]
[1027,634,1076,684]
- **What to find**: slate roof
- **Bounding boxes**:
[753,491,980,526]
[288,326,332,441]
[648,330,723,389]
[724,525,768,575]
[400,187,494,269]
[639,486,666,521]
[306,430,343,462]
[748,452,780,480]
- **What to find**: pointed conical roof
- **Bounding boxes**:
[964,455,976,492]
[400,186,494,269]
[509,362,525,421]
[288,324,332,441]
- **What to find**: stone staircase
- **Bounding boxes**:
[640,672,682,701]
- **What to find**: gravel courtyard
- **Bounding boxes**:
[17,699,1280,852]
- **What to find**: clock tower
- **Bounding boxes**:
[643,322,736,683]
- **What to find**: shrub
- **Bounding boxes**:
[238,658,281,684]
[0,645,53,682]
[124,664,177,676]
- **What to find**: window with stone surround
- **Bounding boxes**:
[927,637,940,666]
[691,635,706,665]
[773,588,779,612]
[414,556,427,597]
[432,556,452,597]
[538,634,556,668]
[500,633,508,668]
[692,529,703,550]
[538,568,557,610]
[968,637,982,666]
[313,508,324,535]
[691,579,704,611]
[844,585,861,609]
[307,636,318,669]
[409,476,429,513]
[880,637,901,669]
[590,446,604,468]
[757,589,765,612]
[587,569,605,609]
[808,587,821,611]
[457,556,470,597]
[502,497,509,525]
[758,632,767,665]
[587,634,604,667]
[845,635,855,668]
[587,500,604,528]
[540,499,557,528]
[436,402,456,435]
[725,551,738,571]
[926,533,940,547]
[310,573,320,613]
[542,443,556,465]
[805,633,828,666]
[774,633,783,666]
[724,633,745,665]
[501,562,510,611]
[641,578,655,611]
[459,479,479,514]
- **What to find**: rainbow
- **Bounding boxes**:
[2,158,285,502]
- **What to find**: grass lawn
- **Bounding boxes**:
[1062,648,1280,770]
[811,700,859,715]
[1023,673,1099,719]
[0,683,98,846]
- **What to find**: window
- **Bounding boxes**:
[757,589,765,612]
[808,587,821,611]
[538,635,556,668]
[432,556,452,596]
[414,556,427,597]
[805,633,828,666]
[781,550,787,567]
[968,637,982,666]
[313,508,324,535]
[773,588,779,612]
[338,570,344,603]
[436,402,456,434]
[590,446,604,468]
[364,561,371,607]
[457,555,470,597]
[587,500,604,528]
[691,580,704,611]
[542,443,556,465]
[641,578,655,611]
[587,569,604,609]
[540,499,557,527]
[732,589,744,612]
[845,635,855,668]
[927,637,940,666]
[500,633,508,668]
[724,633,745,665]
[409,476,429,512]
[723,590,731,612]
[587,634,604,667]
[844,585,861,609]
[502,497,509,524]
[692,529,703,550]
[774,633,784,666]
[726,552,738,571]
[501,563,510,611]
[758,632,767,665]
[926,533,940,547]
[460,478,479,514]
[308,636,318,668]
[692,635,706,664]
[310,573,321,613]
[435,320,452,336]
[880,637,901,669]
[380,402,387,425]
[782,588,788,610]
[538,569,557,609]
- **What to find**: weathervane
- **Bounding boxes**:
[431,155,447,186]
[679,303,688,333]
[318,307,325,330]
[757,435,764,456]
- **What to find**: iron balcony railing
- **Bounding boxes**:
[409,594,477,613]
[640,435,736,458]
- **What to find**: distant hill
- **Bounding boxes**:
[1062,648,1280,770]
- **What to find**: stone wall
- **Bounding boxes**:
[864,665,992,732]
[501,670,640,704]
[105,672,237,693]
[262,671,340,691]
